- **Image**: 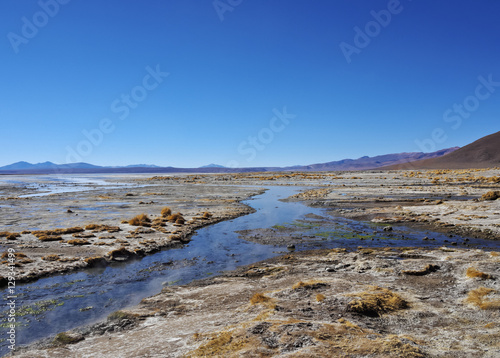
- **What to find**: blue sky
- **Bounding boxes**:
[1,0,499,168]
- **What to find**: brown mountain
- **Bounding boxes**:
[384,131,500,170]
[288,147,459,171]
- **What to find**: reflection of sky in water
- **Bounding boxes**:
[0,186,312,354]
[0,175,140,198]
[0,183,498,355]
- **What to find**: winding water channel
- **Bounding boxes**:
[1,185,499,356]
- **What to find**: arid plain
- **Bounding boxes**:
[2,169,500,357]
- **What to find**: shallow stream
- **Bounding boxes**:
[0,186,498,356]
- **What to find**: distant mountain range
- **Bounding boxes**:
[0,161,161,171]
[289,147,459,171]
[0,146,460,174]
[384,130,500,170]
[3,130,498,174]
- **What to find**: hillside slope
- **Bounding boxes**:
[385,131,500,170]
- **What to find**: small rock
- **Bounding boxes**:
[383,226,393,232]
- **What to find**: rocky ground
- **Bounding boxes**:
[3,169,500,357]
[12,247,500,357]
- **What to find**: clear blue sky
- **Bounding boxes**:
[1,0,499,168]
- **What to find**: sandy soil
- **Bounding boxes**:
[4,169,500,357]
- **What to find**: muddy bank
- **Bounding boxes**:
[0,176,264,285]
[12,246,500,357]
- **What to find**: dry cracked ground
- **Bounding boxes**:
[3,169,500,357]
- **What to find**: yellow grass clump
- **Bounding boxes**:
[186,330,252,357]
[347,286,408,317]
[0,232,21,240]
[292,280,327,290]
[41,254,60,261]
[38,235,63,242]
[316,293,326,302]
[128,213,152,227]
[1,252,33,264]
[249,292,271,305]
[166,213,184,222]
[161,207,172,217]
[85,224,121,233]
[481,191,500,201]
[465,287,500,310]
[84,256,108,267]
[66,239,90,246]
[466,267,493,280]
[403,264,440,276]
[203,211,212,219]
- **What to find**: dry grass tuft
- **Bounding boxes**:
[128,213,152,227]
[465,287,500,310]
[161,207,172,217]
[292,280,327,290]
[1,251,33,264]
[84,256,108,267]
[152,217,166,227]
[347,286,408,317]
[32,227,84,238]
[466,267,493,280]
[186,330,253,358]
[166,213,184,222]
[85,224,121,233]
[1,252,26,259]
[203,211,212,219]
[0,232,20,238]
[379,335,426,358]
[403,264,440,276]
[72,232,95,238]
[42,254,60,261]
[38,235,63,242]
[66,239,90,246]
[481,191,500,201]
[316,293,326,302]
[250,292,272,305]
[338,317,362,330]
